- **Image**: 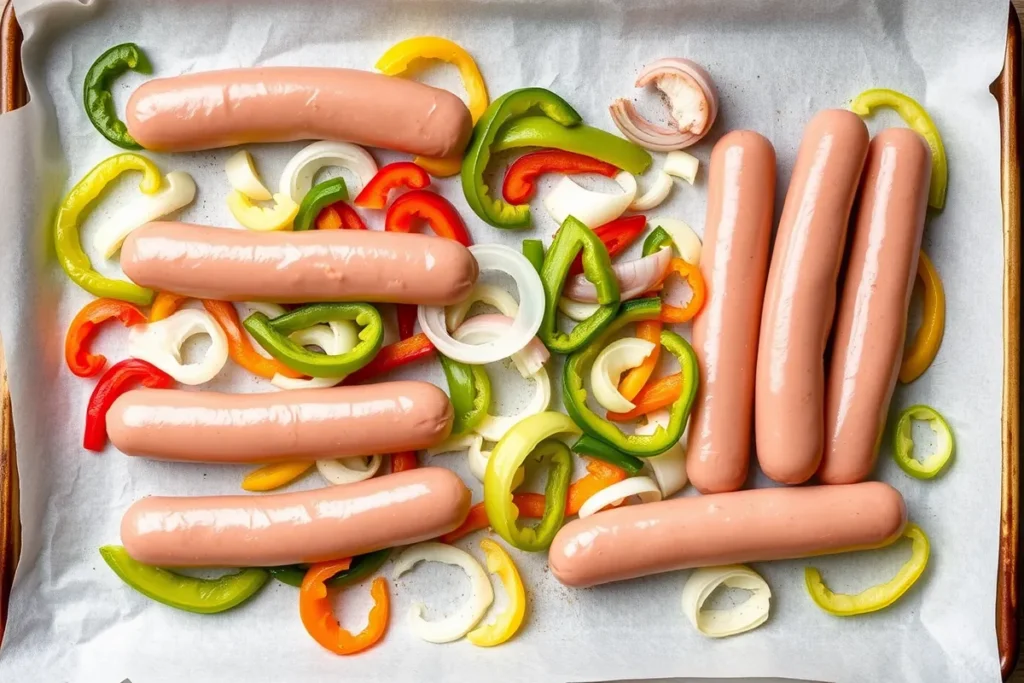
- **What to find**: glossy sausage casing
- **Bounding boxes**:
[121,468,471,567]
[120,222,478,304]
[755,110,869,485]
[125,67,473,156]
[106,381,453,463]
[686,130,776,493]
[549,482,907,587]
[819,128,931,484]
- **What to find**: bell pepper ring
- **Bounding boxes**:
[65,298,147,377]
[805,524,930,616]
[568,215,647,277]
[900,251,946,384]
[300,560,390,655]
[893,405,955,480]
[355,161,431,209]
[659,257,706,323]
[269,549,392,589]
[84,358,174,452]
[83,43,152,149]
[466,538,527,647]
[439,354,493,436]
[227,190,299,232]
[294,177,348,232]
[617,319,662,402]
[243,303,384,379]
[242,461,315,492]
[391,451,419,473]
[491,116,652,176]
[55,153,162,305]
[606,371,683,422]
[522,239,545,274]
[316,201,367,231]
[571,434,644,476]
[501,150,618,204]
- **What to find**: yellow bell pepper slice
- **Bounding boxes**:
[899,251,945,384]
[804,524,930,616]
[375,36,489,178]
[241,461,314,492]
[227,191,299,231]
[466,538,526,647]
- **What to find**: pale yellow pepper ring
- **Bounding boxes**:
[242,461,314,492]
[900,251,945,384]
[466,538,527,647]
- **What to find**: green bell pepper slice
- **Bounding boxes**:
[243,303,384,378]
[893,405,955,479]
[539,216,620,354]
[99,545,268,614]
[84,43,152,150]
[294,177,348,232]
[461,87,583,229]
[642,226,674,258]
[522,238,545,274]
[563,298,699,457]
[439,353,492,435]
[571,434,644,476]
[484,411,579,552]
[492,117,652,176]
[267,549,392,589]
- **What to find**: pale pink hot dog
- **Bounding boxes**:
[125,67,473,156]
[121,468,471,567]
[120,222,478,304]
[106,381,453,463]
[686,130,776,493]
[549,482,906,588]
[755,110,869,485]
[819,128,931,484]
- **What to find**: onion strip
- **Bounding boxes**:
[316,455,382,485]
[635,409,688,497]
[592,338,657,413]
[126,308,228,386]
[93,171,196,258]
[577,475,662,518]
[564,248,672,303]
[279,141,378,203]
[681,565,771,638]
[543,172,637,228]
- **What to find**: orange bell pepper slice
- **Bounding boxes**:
[65,298,147,377]
[241,461,315,492]
[617,320,662,401]
[659,258,706,323]
[299,559,390,656]
[148,291,187,322]
[316,201,367,231]
[606,372,682,422]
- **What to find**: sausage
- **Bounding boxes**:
[818,128,932,484]
[106,381,453,463]
[755,110,869,484]
[120,222,478,305]
[125,67,473,156]
[121,468,471,567]
[685,131,776,493]
[549,482,906,587]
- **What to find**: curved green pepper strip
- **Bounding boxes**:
[539,216,620,354]
[439,353,492,435]
[294,177,348,232]
[461,88,582,228]
[571,434,644,476]
[84,43,152,149]
[99,545,268,614]
[642,226,674,258]
[893,405,955,479]
[522,238,545,274]
[485,412,578,551]
[492,117,652,176]
[563,298,698,457]
[267,549,392,589]
[243,303,384,378]
[56,153,161,305]
[850,88,947,210]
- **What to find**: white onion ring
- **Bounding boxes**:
[93,171,196,259]
[392,542,494,644]
[681,565,771,638]
[453,314,549,377]
[629,172,674,211]
[315,455,382,485]
[270,321,358,390]
[649,218,703,264]
[577,476,662,518]
[664,151,700,185]
[558,298,601,322]
[127,309,228,386]
[474,366,551,442]
[445,284,521,331]
[591,338,657,412]
[279,141,378,203]
[226,150,272,201]
[241,302,287,359]
[426,433,481,459]
[564,248,673,304]
[636,409,688,497]
[543,172,637,228]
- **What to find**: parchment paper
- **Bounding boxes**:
[0,0,1010,681]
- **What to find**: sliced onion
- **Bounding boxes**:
[419,244,544,366]
[592,338,657,412]
[466,435,491,481]
[225,150,272,201]
[629,172,673,211]
[453,314,549,377]
[426,433,482,459]
[635,409,688,497]
[279,141,378,203]
[271,321,358,390]
[577,475,662,518]
[127,309,228,385]
[474,366,551,442]
[543,172,637,228]
[664,151,700,185]
[558,298,601,322]
[681,565,771,638]
[392,542,494,644]
[242,302,287,359]
[93,171,196,259]
[316,455,382,485]
[649,217,702,264]
[609,58,719,152]
[446,284,520,331]
[564,248,672,303]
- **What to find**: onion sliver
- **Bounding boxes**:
[93,171,196,259]
[564,248,672,304]
[426,433,481,459]
[453,314,549,377]
[279,141,378,203]
[419,244,544,366]
[649,217,702,264]
[629,172,673,211]
[577,475,662,518]
[592,338,657,412]
[242,302,287,359]
[392,542,494,644]
[271,321,358,390]
[225,150,272,201]
[474,366,552,442]
[681,565,771,638]
[446,284,520,331]
[664,151,700,185]
[127,308,228,386]
[635,409,688,497]
[558,298,601,322]
[543,171,637,228]
[316,455,382,486]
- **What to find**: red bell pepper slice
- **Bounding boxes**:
[344,332,436,384]
[84,359,174,451]
[354,162,431,210]
[501,150,618,204]
[65,298,147,378]
[567,215,647,276]
[316,201,367,231]
[390,451,418,473]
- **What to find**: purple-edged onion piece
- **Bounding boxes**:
[564,247,673,303]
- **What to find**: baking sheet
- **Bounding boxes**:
[0,0,1011,681]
